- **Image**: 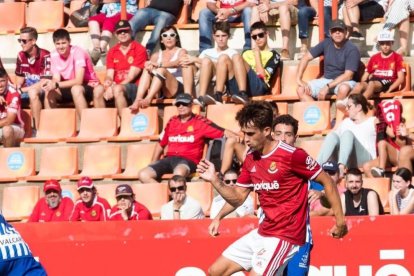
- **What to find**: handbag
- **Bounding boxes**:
[70,1,102,27]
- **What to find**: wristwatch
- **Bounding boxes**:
[174,209,180,212]
[55,82,60,89]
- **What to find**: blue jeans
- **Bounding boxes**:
[298,4,332,39]
[129,8,177,54]
[198,8,252,53]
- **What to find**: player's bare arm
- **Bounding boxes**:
[315,171,348,239]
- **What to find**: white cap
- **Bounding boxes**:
[377,30,394,42]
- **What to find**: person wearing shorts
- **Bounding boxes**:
[93,20,146,115]
[0,69,25,147]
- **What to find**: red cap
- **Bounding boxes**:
[77,176,94,190]
[43,179,62,193]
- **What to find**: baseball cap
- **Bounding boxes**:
[329,19,346,31]
[77,176,94,190]
[43,179,62,193]
[322,161,339,173]
[377,30,394,42]
[174,93,193,106]
[115,184,134,197]
[115,20,131,33]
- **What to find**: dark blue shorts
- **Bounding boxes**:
[0,257,47,276]
[149,156,197,179]
[227,68,269,97]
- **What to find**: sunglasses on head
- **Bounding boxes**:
[18,38,32,44]
[161,32,177,38]
[224,179,237,185]
[251,32,265,40]
[175,102,190,107]
[170,186,185,192]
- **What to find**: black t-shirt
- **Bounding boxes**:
[148,0,183,17]
[345,188,385,216]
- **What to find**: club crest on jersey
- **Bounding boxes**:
[267,161,278,174]
[187,125,194,132]
[306,156,318,171]
[56,211,61,217]
[91,210,97,217]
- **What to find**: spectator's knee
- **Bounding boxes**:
[113,85,125,98]
[28,88,41,101]
[208,263,223,276]
[1,126,13,139]
[93,86,105,98]
[337,83,351,98]
[71,85,85,99]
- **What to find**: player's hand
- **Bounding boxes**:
[330,222,348,239]
[208,218,221,237]
[197,159,217,182]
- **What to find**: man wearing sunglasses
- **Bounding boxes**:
[109,184,152,221]
[93,20,147,115]
[161,175,204,220]
[138,93,234,184]
[15,27,50,128]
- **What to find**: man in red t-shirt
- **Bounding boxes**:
[93,20,147,115]
[28,179,74,222]
[109,184,152,221]
[351,30,405,99]
[138,93,234,183]
[197,101,347,276]
[70,177,111,221]
[0,69,25,147]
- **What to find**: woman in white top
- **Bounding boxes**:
[130,26,194,111]
[317,94,377,177]
[389,167,414,214]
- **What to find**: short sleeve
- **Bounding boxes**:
[291,148,322,181]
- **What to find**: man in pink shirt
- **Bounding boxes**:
[38,29,99,119]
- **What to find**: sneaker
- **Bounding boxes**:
[371,167,385,178]
[204,93,223,105]
[90,48,101,65]
[280,49,290,60]
[349,31,364,41]
[231,92,249,104]
[193,96,206,109]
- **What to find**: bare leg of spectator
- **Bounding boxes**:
[1,126,16,147]
[398,145,414,172]
[232,54,249,92]
[182,65,195,95]
[28,88,43,130]
[198,58,215,97]
[93,84,106,108]
[138,167,159,183]
[113,84,128,115]
[215,55,234,93]
[71,85,88,119]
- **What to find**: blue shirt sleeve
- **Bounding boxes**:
[309,180,324,191]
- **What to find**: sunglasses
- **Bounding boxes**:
[170,186,185,192]
[224,179,237,185]
[18,38,33,44]
[116,195,130,201]
[251,32,265,40]
[161,32,177,38]
[116,30,130,35]
[78,188,92,193]
[175,102,190,107]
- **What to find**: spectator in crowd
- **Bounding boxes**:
[199,0,255,54]
[310,161,346,216]
[129,0,190,55]
[297,0,332,60]
[15,27,50,128]
[70,177,111,221]
[296,19,360,111]
[0,214,47,275]
[93,20,146,115]
[38,29,99,119]
[161,175,205,220]
[28,179,74,222]
[138,93,234,183]
[222,21,281,104]
[210,169,254,218]
[181,22,238,108]
[251,0,298,60]
[350,30,405,99]
[363,100,412,177]
[129,26,194,111]
[88,0,138,64]
[109,184,153,221]
[0,68,25,147]
[341,168,384,216]
[340,0,388,41]
[389,167,414,214]
[317,94,377,178]
[398,145,414,173]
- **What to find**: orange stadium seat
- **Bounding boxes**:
[26,1,64,32]
[68,144,121,180]
[133,183,169,217]
[61,183,79,202]
[95,183,119,207]
[379,63,412,98]
[111,143,157,180]
[191,0,207,22]
[21,109,33,139]
[0,147,35,182]
[292,101,331,136]
[2,185,40,221]
[186,181,213,216]
[108,107,159,142]
[276,102,288,115]
[206,104,243,133]
[362,177,391,211]
[162,105,200,129]
[25,146,78,181]
[297,139,324,160]
[66,0,89,32]
[0,2,25,34]
[24,109,77,143]
[66,108,118,142]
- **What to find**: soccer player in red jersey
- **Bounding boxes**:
[29,179,74,222]
[197,101,347,276]
[70,177,111,221]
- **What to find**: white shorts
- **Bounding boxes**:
[0,124,25,140]
[222,229,299,276]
